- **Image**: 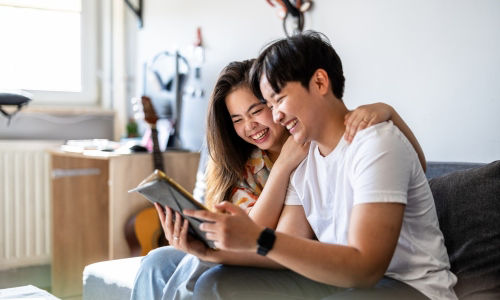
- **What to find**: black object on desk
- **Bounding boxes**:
[129,144,148,153]
[0,91,32,125]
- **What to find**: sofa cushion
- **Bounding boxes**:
[429,160,500,299]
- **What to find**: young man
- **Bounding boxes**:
[185,31,457,299]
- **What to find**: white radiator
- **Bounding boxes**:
[0,140,62,270]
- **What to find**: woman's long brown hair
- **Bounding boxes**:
[205,60,257,209]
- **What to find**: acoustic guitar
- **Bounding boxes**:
[141,96,165,173]
[125,96,168,256]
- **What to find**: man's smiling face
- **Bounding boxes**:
[259,74,316,146]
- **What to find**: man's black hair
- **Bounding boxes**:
[250,31,345,102]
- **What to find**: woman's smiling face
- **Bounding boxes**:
[225,86,287,154]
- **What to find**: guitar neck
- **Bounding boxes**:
[150,127,165,172]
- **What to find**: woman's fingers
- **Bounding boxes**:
[344,111,352,123]
[367,115,377,127]
[173,211,182,244]
[180,219,189,238]
[178,219,189,249]
[164,206,175,241]
[345,107,384,143]
[355,118,369,135]
[156,203,173,242]
[165,206,174,228]
[154,203,165,223]
[345,111,365,142]
[274,136,309,171]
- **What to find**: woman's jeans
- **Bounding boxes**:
[130,246,215,300]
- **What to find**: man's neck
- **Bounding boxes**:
[315,98,348,156]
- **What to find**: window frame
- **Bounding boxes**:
[2,0,99,106]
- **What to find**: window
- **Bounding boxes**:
[0,0,98,105]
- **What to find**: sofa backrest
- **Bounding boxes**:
[426,161,485,179]
[428,161,500,300]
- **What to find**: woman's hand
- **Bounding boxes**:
[154,203,210,259]
[184,202,264,252]
[274,136,310,173]
[344,102,395,143]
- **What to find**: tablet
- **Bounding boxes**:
[129,169,216,249]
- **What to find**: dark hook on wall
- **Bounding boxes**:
[266,0,313,37]
[282,0,300,17]
[124,0,143,28]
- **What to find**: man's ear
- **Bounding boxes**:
[310,69,330,95]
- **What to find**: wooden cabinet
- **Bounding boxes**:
[49,150,200,299]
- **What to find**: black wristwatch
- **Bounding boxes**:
[257,227,276,256]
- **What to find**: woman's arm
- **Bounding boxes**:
[391,109,426,172]
[248,137,309,229]
[344,103,427,172]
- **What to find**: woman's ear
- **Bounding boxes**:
[310,69,330,95]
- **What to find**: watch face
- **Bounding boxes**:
[257,228,276,256]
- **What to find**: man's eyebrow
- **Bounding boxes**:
[276,95,285,101]
[269,88,285,101]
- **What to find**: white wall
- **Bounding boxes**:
[136,0,500,162]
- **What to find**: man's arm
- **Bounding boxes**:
[268,203,404,287]
[179,204,314,268]
[185,201,404,288]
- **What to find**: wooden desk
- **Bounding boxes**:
[49,150,200,299]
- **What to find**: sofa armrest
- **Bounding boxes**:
[83,257,142,300]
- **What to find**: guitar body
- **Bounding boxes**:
[125,206,166,256]
[125,96,169,256]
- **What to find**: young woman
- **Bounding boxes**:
[130,59,426,299]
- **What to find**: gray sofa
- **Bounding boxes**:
[427,161,500,299]
[82,161,500,299]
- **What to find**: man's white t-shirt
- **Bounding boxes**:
[285,121,457,300]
